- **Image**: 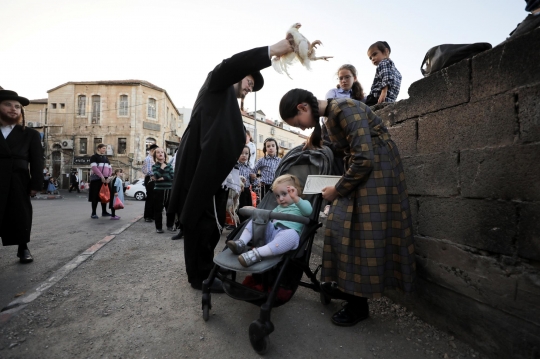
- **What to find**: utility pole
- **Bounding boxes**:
[253,92,257,161]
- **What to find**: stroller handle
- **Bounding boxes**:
[238,208,310,225]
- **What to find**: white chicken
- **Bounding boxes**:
[272,23,333,79]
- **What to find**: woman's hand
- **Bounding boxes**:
[114,193,118,196]
[269,38,294,58]
[321,186,339,202]
[101,177,107,183]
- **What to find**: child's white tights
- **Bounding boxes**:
[238,220,300,258]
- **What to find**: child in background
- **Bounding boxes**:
[47,177,57,194]
[227,174,312,267]
[325,64,365,102]
[152,147,175,234]
[365,41,402,106]
[237,145,257,222]
[108,169,124,220]
[251,138,280,199]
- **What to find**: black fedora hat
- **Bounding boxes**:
[251,71,264,92]
[0,90,30,106]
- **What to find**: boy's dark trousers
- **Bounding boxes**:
[153,189,174,230]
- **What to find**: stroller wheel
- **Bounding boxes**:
[202,304,210,321]
[249,321,270,354]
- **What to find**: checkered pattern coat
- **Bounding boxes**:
[322,98,415,298]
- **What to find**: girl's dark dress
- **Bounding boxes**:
[322,98,416,298]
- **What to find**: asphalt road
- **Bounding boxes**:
[0,190,145,310]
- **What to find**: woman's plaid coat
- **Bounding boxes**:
[322,98,416,298]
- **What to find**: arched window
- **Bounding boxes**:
[77,95,86,116]
[147,98,156,118]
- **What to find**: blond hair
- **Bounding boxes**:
[152,147,168,163]
[271,174,304,197]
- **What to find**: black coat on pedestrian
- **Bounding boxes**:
[0,125,43,246]
[167,46,271,227]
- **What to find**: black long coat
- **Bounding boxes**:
[168,47,271,227]
[0,125,43,246]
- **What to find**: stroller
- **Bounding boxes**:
[202,145,334,354]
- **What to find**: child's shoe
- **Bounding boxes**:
[227,239,246,254]
[238,248,262,267]
[110,216,121,220]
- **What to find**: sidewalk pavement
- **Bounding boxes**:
[0,218,482,359]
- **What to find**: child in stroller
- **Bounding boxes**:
[227,174,312,267]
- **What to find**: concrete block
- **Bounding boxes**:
[414,236,539,325]
[408,277,540,359]
[417,93,516,154]
[374,99,412,126]
[519,84,540,143]
[460,144,540,201]
[407,59,471,116]
[518,202,540,261]
[387,120,417,157]
[418,198,516,255]
[402,152,458,196]
[472,27,540,101]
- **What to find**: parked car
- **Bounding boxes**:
[125,178,146,200]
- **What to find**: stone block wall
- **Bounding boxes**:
[375,28,540,359]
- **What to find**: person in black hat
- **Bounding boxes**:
[167,38,294,292]
[142,143,159,222]
[0,90,44,263]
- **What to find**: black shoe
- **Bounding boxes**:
[17,249,34,264]
[145,218,153,222]
[167,227,175,232]
[171,230,184,240]
[191,278,224,293]
[156,229,164,233]
[102,212,112,217]
[331,302,369,327]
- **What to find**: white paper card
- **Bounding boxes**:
[303,175,341,194]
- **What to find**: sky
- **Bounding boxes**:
[1,0,525,122]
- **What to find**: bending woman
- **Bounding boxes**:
[279,89,416,327]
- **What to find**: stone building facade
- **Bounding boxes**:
[244,110,308,159]
[41,80,182,187]
[373,29,540,359]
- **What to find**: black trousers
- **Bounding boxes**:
[183,188,228,285]
[69,182,80,192]
[260,184,272,200]
[143,176,155,219]
[153,189,174,230]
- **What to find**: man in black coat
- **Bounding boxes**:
[69,170,80,193]
[0,90,44,263]
[168,39,293,291]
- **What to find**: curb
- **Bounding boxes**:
[0,215,143,325]
[32,195,64,200]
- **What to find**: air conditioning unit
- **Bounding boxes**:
[61,140,74,149]
[36,122,42,127]
[106,144,114,156]
[27,122,34,127]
